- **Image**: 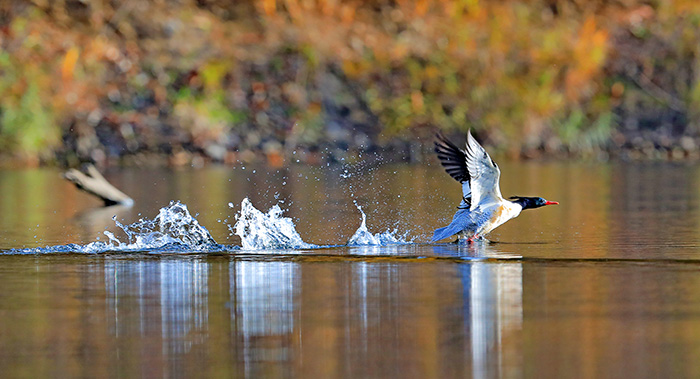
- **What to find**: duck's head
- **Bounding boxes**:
[509,196,559,210]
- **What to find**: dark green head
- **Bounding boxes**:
[509,196,559,210]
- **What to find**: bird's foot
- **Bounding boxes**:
[457,236,482,244]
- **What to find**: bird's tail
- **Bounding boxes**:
[432,208,471,242]
[431,226,455,242]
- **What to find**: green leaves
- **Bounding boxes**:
[0,80,58,156]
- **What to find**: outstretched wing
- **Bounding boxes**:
[464,130,503,208]
[435,133,471,208]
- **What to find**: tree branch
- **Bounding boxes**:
[63,164,134,207]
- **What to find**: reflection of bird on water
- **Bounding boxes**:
[432,131,558,243]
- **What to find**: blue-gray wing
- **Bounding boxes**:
[464,130,503,208]
[435,133,471,208]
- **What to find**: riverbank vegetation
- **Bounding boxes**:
[1,1,700,166]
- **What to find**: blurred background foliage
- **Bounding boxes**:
[1,0,700,165]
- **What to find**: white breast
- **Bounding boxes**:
[479,201,523,236]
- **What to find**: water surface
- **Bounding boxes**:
[1,161,700,377]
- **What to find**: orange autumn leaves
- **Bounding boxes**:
[254,1,612,141]
[0,0,613,158]
[2,0,700,161]
[567,17,609,103]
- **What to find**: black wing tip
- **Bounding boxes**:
[434,132,457,151]
[433,132,470,183]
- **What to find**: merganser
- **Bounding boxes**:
[431,131,558,243]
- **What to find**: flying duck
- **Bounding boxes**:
[432,131,558,243]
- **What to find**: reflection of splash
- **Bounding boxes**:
[84,245,522,376]
[232,198,316,250]
[104,259,209,358]
[159,260,209,354]
[230,261,298,372]
[352,262,384,337]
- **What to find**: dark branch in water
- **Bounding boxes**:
[63,165,134,207]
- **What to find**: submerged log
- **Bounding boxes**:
[63,164,134,207]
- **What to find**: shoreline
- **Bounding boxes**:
[2,134,699,169]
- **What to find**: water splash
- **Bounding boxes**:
[8,201,221,254]
[5,198,414,255]
[232,198,316,250]
[347,204,413,246]
[104,201,218,250]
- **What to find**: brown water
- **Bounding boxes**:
[1,161,700,377]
